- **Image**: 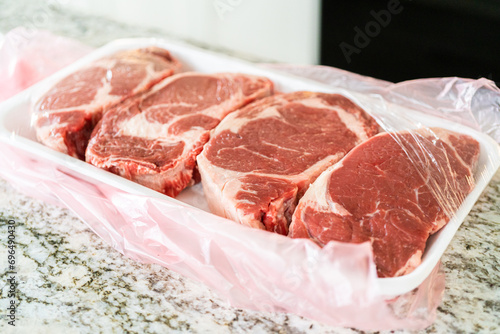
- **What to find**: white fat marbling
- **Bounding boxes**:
[1,170,499,333]
[1,1,500,332]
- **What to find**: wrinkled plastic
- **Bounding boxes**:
[0,140,445,330]
[1,31,500,331]
[0,27,92,102]
[264,64,500,224]
[263,64,500,143]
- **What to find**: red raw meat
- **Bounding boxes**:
[289,128,480,277]
[33,47,181,159]
[86,72,273,197]
[197,92,379,235]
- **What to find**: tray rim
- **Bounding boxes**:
[1,36,499,297]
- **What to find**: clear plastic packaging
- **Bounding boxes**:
[1,33,499,331]
[0,27,92,102]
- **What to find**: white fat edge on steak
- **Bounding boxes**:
[289,161,351,240]
[294,129,477,253]
[91,56,174,103]
[426,128,477,230]
[196,159,262,228]
[98,72,267,175]
[34,126,69,155]
[221,179,267,230]
[34,76,114,151]
[201,98,371,188]
[132,157,194,186]
[119,59,177,95]
[117,103,192,138]
[197,94,376,227]
[211,98,285,135]
[91,144,190,177]
[198,150,348,200]
[116,94,253,161]
[33,62,124,146]
[116,71,259,123]
[392,128,477,226]
[294,160,351,218]
[98,50,178,93]
[35,55,172,128]
[196,153,263,228]
[211,94,373,143]
[390,127,477,180]
[197,146,348,229]
[298,97,373,142]
[295,162,426,276]
[422,128,477,175]
[117,106,211,160]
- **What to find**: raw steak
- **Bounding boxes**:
[197,92,380,235]
[86,72,273,197]
[289,128,480,277]
[33,47,181,159]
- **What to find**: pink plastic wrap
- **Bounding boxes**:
[0,141,445,330]
[0,28,92,102]
[1,32,500,331]
[263,64,500,143]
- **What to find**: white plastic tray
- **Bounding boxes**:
[0,38,499,297]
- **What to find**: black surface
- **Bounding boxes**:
[320,0,500,85]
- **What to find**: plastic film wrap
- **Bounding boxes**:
[1,31,500,330]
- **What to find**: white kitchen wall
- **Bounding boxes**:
[62,0,321,64]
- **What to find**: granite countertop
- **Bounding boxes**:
[1,1,500,333]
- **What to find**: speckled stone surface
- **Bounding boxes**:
[0,178,339,334]
[0,170,498,334]
[0,170,499,334]
[1,1,500,333]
